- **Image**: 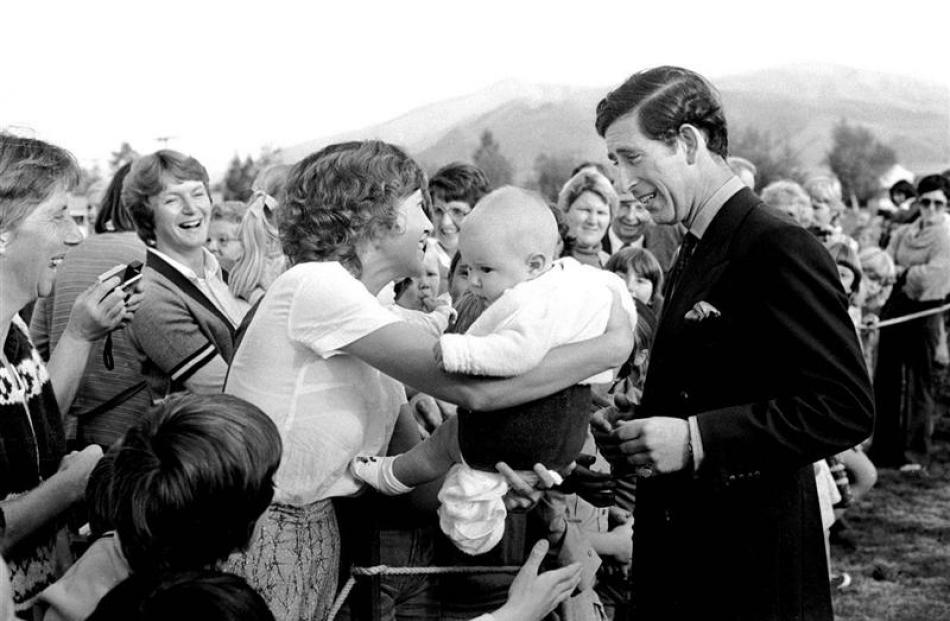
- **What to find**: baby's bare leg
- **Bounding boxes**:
[351,416,461,495]
[393,415,460,485]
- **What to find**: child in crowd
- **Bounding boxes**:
[826,243,878,553]
[39,394,281,620]
[390,243,455,337]
[828,242,864,329]
[206,201,248,273]
[352,186,637,555]
[604,247,665,314]
[229,165,290,306]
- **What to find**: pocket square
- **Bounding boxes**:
[685,300,721,323]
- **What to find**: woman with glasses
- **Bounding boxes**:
[870,174,950,472]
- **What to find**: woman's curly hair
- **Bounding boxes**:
[279,141,429,276]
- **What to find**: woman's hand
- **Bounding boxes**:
[491,539,583,621]
[64,272,143,342]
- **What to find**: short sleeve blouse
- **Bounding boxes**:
[225,262,405,505]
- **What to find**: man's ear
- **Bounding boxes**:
[0,230,10,257]
[527,253,548,275]
[678,124,705,165]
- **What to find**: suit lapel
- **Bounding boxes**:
[647,190,759,401]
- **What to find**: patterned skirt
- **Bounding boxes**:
[224,499,340,621]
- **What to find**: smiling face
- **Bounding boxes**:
[612,192,653,243]
[376,189,432,280]
[605,111,694,226]
[1,185,83,300]
[565,191,611,247]
[151,177,212,261]
[917,190,948,227]
[432,199,472,256]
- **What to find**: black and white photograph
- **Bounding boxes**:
[2,1,949,619]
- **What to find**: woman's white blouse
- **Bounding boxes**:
[225,262,405,505]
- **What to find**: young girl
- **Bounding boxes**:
[352,186,637,555]
[828,241,863,329]
[206,201,248,273]
[826,241,878,557]
[228,165,290,306]
[604,247,664,314]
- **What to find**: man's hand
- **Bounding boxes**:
[591,392,637,469]
[611,417,690,475]
[558,454,615,507]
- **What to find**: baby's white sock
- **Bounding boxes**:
[350,455,413,495]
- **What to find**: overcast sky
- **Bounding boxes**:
[3,0,947,175]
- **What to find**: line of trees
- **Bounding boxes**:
[78,119,901,210]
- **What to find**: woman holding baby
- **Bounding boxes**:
[223,140,632,621]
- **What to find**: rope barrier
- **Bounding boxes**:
[859,301,950,331]
[327,564,521,620]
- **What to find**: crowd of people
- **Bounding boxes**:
[1,64,948,621]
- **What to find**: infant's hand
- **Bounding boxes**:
[421,294,449,313]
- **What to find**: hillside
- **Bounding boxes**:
[283,64,950,182]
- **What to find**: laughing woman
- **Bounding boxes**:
[123,151,250,400]
[223,141,633,621]
[0,135,138,612]
[557,169,617,268]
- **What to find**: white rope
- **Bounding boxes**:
[860,302,950,331]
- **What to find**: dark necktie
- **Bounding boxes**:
[664,232,698,300]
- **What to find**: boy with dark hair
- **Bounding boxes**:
[39,394,281,621]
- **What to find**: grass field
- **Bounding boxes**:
[832,418,950,620]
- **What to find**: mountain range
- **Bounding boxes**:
[282,64,950,182]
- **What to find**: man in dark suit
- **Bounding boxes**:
[594,66,874,620]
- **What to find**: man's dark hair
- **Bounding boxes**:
[428,162,490,207]
[917,174,950,197]
[595,66,729,159]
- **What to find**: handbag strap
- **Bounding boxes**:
[73,381,148,423]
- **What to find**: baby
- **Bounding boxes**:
[353,186,637,554]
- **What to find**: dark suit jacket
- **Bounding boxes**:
[630,188,874,620]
